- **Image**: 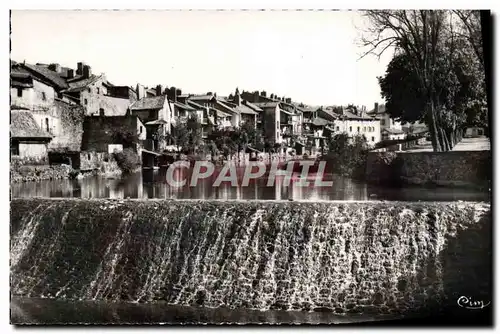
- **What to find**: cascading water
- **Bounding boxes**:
[10,198,491,316]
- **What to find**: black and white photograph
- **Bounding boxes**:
[7,6,493,326]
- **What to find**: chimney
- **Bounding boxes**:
[374,102,379,113]
[67,69,74,79]
[83,65,92,78]
[285,98,291,104]
[270,93,274,99]
[136,83,145,100]
[168,87,178,102]
[234,88,241,106]
[48,63,61,73]
[253,91,259,102]
[77,62,84,75]
[260,91,267,97]
[156,84,163,96]
[176,88,182,97]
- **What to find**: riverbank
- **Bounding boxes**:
[10,160,123,183]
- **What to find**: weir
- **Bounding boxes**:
[10,198,491,317]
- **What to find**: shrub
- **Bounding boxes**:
[113,148,141,174]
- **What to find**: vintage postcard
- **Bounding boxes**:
[9,9,492,326]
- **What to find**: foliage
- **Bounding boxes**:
[112,128,140,149]
[113,148,140,175]
[159,114,203,155]
[326,133,368,177]
[362,10,487,151]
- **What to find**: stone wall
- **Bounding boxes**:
[366,151,491,189]
[48,100,85,152]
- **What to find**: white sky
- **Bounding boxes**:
[10,10,393,108]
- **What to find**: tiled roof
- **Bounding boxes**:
[21,63,69,90]
[339,110,377,121]
[64,75,101,93]
[383,127,405,135]
[188,94,216,101]
[130,95,166,110]
[317,109,338,122]
[312,117,331,127]
[242,100,263,112]
[253,102,279,108]
[215,100,237,114]
[186,100,206,110]
[174,101,195,111]
[224,101,257,115]
[11,110,52,139]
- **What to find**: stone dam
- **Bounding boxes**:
[10,198,491,320]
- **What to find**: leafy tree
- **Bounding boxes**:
[362,10,487,151]
[326,133,368,177]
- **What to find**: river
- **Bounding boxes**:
[10,169,489,202]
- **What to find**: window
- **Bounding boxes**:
[84,99,88,105]
[99,108,104,115]
[88,88,91,93]
[371,136,375,142]
[381,119,386,126]
[41,92,46,101]
[357,126,360,132]
[139,126,143,134]
[11,140,19,156]
[363,126,366,132]
[97,88,100,94]
[45,118,50,132]
[349,126,352,132]
[336,126,340,131]
[16,88,22,97]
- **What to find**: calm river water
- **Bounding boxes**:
[10,168,489,202]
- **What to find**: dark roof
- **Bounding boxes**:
[11,110,52,139]
[21,63,69,89]
[130,95,166,110]
[64,75,101,93]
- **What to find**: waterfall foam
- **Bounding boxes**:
[10,198,491,316]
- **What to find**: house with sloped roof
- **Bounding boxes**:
[366,102,404,141]
[61,62,136,117]
[240,90,303,146]
[10,62,72,153]
[129,93,174,151]
[10,109,53,160]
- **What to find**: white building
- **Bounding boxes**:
[367,103,405,140]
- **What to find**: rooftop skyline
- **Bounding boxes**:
[11,10,394,108]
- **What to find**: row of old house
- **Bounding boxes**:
[10,60,424,169]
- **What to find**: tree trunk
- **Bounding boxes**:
[427,100,442,152]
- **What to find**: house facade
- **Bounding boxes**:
[10,109,53,160]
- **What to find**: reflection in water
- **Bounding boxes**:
[10,168,490,202]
